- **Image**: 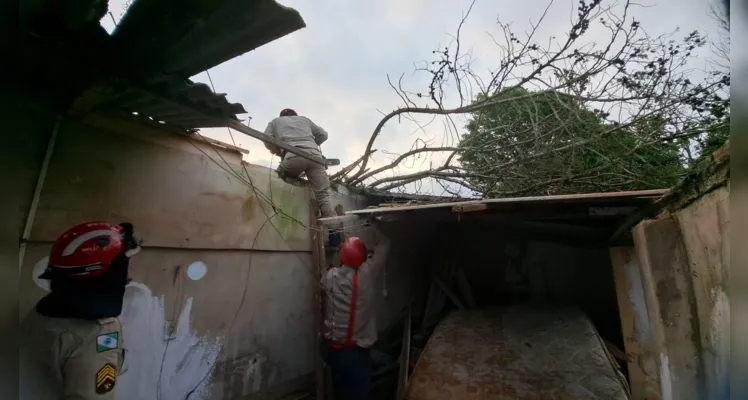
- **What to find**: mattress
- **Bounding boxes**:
[406,305,631,400]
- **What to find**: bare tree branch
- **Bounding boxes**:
[332,0,729,198]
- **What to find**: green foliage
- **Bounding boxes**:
[459,88,686,196]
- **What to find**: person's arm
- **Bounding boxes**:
[359,228,391,280]
[61,326,123,399]
[308,119,329,146]
[263,119,282,155]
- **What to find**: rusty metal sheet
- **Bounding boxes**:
[406,305,631,400]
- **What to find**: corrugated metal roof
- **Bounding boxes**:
[109,0,306,80]
[341,189,669,216]
[20,0,305,133]
[95,78,247,131]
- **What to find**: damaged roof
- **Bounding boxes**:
[108,0,305,80]
[83,78,249,132]
[344,189,669,216]
[320,189,670,246]
[19,0,305,132]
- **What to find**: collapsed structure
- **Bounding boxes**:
[12,1,729,399]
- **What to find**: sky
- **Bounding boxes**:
[101,0,726,196]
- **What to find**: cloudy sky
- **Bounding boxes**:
[102,0,725,196]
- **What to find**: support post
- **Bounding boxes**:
[309,199,326,400]
[20,116,61,271]
[610,247,662,400]
[395,304,412,400]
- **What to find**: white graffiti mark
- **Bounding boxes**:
[187,261,208,281]
[118,281,223,400]
[32,257,51,292]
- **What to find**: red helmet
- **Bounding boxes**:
[339,237,367,268]
[280,108,297,117]
[39,222,141,280]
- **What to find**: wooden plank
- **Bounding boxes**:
[452,203,488,213]
[316,214,363,226]
[309,199,326,400]
[225,119,326,165]
[346,189,670,216]
[610,247,662,400]
[396,304,413,400]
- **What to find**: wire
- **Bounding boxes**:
[156,269,185,400]
[184,209,277,400]
[184,68,359,398]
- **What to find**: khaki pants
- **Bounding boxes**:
[20,311,125,399]
[279,153,335,218]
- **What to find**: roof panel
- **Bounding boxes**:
[110,0,306,80]
[97,79,246,131]
[343,189,669,216]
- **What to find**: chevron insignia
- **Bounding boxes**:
[95,363,116,394]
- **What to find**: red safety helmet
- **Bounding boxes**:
[39,222,141,280]
[339,237,367,268]
[279,108,298,117]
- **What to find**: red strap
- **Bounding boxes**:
[345,271,359,347]
[327,270,359,350]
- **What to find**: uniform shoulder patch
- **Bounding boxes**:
[96,332,119,353]
[95,363,116,394]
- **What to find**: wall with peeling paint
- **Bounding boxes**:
[18,115,321,399]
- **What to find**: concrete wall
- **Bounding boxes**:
[18,115,321,399]
[612,144,730,400]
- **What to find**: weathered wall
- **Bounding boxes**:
[616,143,730,400]
[423,222,623,346]
[673,186,730,400]
[18,115,321,399]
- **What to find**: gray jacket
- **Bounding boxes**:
[263,115,328,156]
[321,239,390,349]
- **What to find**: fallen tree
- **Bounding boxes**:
[333,0,729,197]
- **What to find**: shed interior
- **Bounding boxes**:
[322,190,667,398]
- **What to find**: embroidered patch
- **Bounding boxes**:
[95,363,116,394]
[96,332,118,353]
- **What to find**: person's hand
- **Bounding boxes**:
[373,222,393,247]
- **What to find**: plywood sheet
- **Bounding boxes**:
[29,119,311,251]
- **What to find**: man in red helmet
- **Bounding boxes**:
[263,108,335,219]
[321,229,391,400]
[20,222,142,399]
